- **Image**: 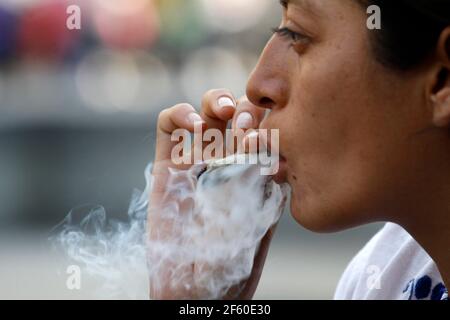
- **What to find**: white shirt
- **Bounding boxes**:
[334,223,448,300]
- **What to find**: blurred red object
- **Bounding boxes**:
[18,0,80,61]
[92,0,160,50]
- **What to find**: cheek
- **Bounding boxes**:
[282,70,355,190]
[262,25,423,231]
[271,64,402,231]
[265,102,353,231]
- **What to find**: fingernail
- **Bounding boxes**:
[187,113,203,124]
[236,112,253,129]
[243,131,259,146]
[246,131,259,139]
[217,96,235,109]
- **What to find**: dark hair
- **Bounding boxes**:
[360,0,450,70]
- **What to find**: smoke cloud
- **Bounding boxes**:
[53,154,288,299]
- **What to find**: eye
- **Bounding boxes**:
[271,27,309,47]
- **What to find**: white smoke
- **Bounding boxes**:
[53,154,288,299]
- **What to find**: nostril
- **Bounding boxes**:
[259,97,274,108]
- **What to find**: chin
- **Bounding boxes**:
[289,195,357,234]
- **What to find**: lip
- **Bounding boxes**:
[261,134,288,184]
[273,154,288,184]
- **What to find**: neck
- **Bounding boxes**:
[396,176,450,290]
[405,217,450,289]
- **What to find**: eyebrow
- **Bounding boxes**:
[280,0,323,18]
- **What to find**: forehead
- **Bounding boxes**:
[283,0,323,17]
[284,0,363,19]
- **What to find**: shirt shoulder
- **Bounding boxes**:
[334,223,447,300]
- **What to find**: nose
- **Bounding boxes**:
[246,36,289,111]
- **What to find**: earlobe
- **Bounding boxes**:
[431,87,450,127]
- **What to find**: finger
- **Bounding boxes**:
[155,103,206,165]
[200,88,237,135]
[241,130,266,154]
[229,96,266,153]
[232,96,266,131]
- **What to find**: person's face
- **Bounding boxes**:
[246,0,434,232]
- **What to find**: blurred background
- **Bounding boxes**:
[0,0,383,299]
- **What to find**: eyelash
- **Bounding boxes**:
[271,27,309,47]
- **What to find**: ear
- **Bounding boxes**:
[430,27,450,127]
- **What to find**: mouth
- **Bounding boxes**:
[273,154,288,184]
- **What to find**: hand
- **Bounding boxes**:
[148,89,276,300]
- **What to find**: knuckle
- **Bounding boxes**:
[202,89,216,104]
[173,102,194,112]
[157,109,170,122]
[203,88,231,103]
